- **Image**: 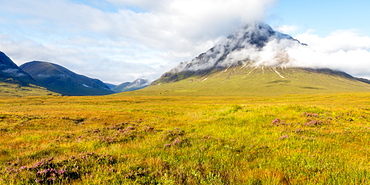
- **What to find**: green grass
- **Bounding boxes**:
[0,93,369,184]
[143,67,370,96]
[0,82,59,97]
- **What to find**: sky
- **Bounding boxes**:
[0,0,370,84]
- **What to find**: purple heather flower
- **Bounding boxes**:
[35,179,42,183]
[172,138,183,146]
[126,126,135,130]
[272,118,280,125]
[19,166,27,170]
[279,135,289,140]
[48,177,56,181]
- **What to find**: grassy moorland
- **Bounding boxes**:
[148,67,370,96]
[0,82,59,97]
[0,92,369,184]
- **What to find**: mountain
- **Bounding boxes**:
[105,83,117,90]
[143,23,370,95]
[111,82,130,92]
[20,61,114,96]
[157,23,300,83]
[0,51,37,85]
[0,51,60,96]
[112,79,151,93]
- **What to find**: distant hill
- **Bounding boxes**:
[0,51,37,85]
[0,51,59,96]
[111,82,130,92]
[20,61,114,96]
[112,79,150,93]
[143,23,370,96]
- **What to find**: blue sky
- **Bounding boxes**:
[268,0,370,36]
[0,0,370,83]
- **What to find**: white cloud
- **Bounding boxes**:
[0,0,277,83]
[106,0,169,11]
[286,30,370,78]
[3,0,370,84]
[296,30,370,53]
[275,25,298,35]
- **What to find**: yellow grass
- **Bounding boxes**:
[0,93,369,184]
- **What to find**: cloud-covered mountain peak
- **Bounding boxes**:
[168,23,302,74]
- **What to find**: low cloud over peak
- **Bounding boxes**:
[290,30,370,78]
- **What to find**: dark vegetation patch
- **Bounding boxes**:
[267,80,291,84]
[300,86,322,90]
[62,117,86,124]
[162,128,190,148]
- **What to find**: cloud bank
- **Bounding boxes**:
[0,0,275,84]
[1,0,370,83]
[253,29,370,79]
[288,30,370,78]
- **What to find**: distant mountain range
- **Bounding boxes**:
[20,61,115,96]
[110,79,151,93]
[0,52,59,96]
[0,51,150,96]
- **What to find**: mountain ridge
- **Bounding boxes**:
[0,51,60,96]
[111,78,151,93]
[0,51,38,85]
[20,61,114,96]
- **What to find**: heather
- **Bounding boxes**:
[0,93,369,184]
